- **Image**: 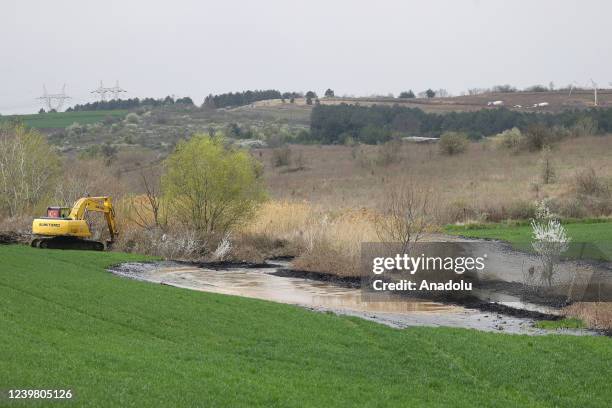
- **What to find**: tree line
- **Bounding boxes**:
[69,90,310,112]
[309,104,612,144]
[203,90,281,109]
[66,96,195,112]
[203,90,311,108]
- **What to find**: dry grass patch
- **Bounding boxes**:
[563,302,612,330]
[257,136,612,223]
[243,201,379,276]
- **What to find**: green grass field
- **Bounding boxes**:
[1,245,611,407]
[1,110,127,129]
[445,220,612,261]
[535,318,586,330]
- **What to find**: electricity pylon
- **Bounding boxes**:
[37,84,71,111]
[91,80,127,101]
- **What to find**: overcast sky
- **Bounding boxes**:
[2,0,611,114]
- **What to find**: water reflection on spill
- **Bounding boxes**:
[149,266,460,314]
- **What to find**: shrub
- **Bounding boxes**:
[557,198,587,219]
[271,146,292,167]
[574,167,608,197]
[494,127,525,153]
[125,112,140,124]
[66,122,84,138]
[375,139,402,166]
[530,200,570,286]
[523,124,555,151]
[505,200,536,220]
[438,132,469,155]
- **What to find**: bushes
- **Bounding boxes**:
[494,127,525,152]
[438,132,469,155]
[523,124,555,151]
[375,140,402,166]
[125,112,140,124]
[574,167,609,197]
[271,146,292,167]
[495,119,599,154]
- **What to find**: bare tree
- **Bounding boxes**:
[54,159,125,206]
[375,183,430,253]
[0,125,60,217]
[129,168,167,231]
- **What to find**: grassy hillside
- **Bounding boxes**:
[1,245,611,407]
[251,90,612,114]
[1,110,127,129]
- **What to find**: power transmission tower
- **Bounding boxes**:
[91,80,127,101]
[91,80,109,101]
[109,80,127,100]
[37,84,71,111]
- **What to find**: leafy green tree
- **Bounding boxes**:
[399,90,415,99]
[176,96,194,105]
[425,89,436,98]
[306,91,317,99]
[226,123,242,139]
[324,88,335,97]
[162,134,266,234]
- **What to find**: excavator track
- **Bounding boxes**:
[31,237,105,251]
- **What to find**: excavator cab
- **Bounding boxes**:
[45,207,71,219]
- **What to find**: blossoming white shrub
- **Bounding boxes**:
[530,200,571,285]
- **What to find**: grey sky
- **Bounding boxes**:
[2,0,611,114]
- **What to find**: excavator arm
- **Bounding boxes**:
[68,196,118,242]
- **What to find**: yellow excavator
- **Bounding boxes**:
[31,196,118,251]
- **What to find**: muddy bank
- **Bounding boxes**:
[107,261,599,336]
[271,268,361,288]
[0,231,30,245]
[272,267,563,320]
